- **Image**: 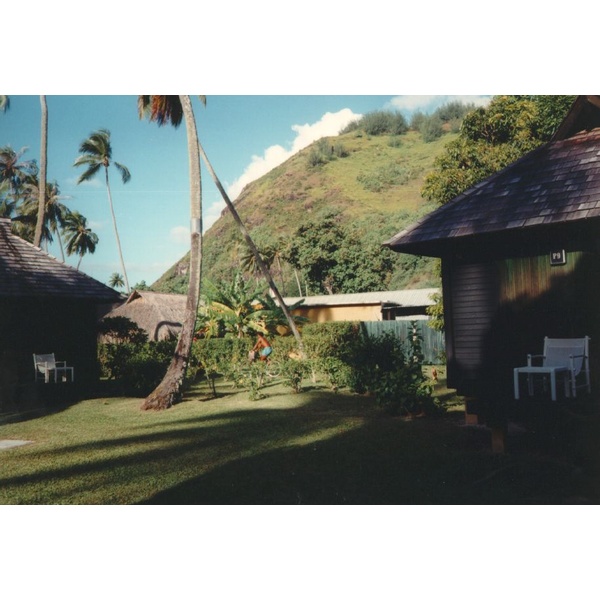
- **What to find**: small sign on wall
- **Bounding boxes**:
[550,249,566,266]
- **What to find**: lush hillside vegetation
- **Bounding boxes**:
[152,110,464,296]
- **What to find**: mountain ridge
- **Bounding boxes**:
[151,128,457,295]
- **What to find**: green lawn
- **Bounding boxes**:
[1,376,599,504]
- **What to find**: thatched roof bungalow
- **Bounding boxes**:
[0,217,121,407]
[102,290,187,341]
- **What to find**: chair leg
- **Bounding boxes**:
[527,374,534,396]
[514,369,520,400]
[550,372,557,401]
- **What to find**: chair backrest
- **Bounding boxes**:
[543,337,589,374]
[33,353,56,375]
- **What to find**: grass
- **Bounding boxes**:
[1,373,599,504]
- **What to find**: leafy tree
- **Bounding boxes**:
[283,212,395,294]
[73,128,131,291]
[423,95,576,205]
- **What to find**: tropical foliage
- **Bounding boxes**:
[197,272,307,339]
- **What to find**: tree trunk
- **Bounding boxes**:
[197,141,305,356]
[142,95,202,410]
[105,167,130,293]
[33,95,47,248]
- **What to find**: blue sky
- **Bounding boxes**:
[1,95,490,288]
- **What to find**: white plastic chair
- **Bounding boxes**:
[33,353,75,383]
[513,337,590,401]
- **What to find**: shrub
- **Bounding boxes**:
[278,357,310,393]
[98,340,175,396]
[420,115,444,143]
[360,110,408,136]
[357,162,421,192]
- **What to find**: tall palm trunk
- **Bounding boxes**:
[142,95,202,410]
[104,166,130,293]
[198,141,304,355]
[33,95,47,248]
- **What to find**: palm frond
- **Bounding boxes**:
[138,95,183,127]
[76,162,102,184]
[114,162,131,184]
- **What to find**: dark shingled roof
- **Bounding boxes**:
[0,218,122,301]
[384,126,600,255]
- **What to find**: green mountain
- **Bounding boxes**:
[151,127,458,296]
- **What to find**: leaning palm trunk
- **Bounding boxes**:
[33,95,47,248]
[142,95,202,410]
[104,168,130,293]
[198,141,304,356]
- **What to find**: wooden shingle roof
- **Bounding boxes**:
[0,218,121,301]
[384,126,600,256]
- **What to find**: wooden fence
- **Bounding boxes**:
[360,320,445,364]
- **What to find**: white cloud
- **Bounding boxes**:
[203,199,227,232]
[227,108,360,200]
[170,225,190,245]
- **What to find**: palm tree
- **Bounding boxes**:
[0,146,37,198]
[138,95,203,410]
[239,243,275,277]
[33,95,48,248]
[22,179,70,258]
[139,96,304,354]
[73,129,131,292]
[197,140,305,354]
[62,210,99,269]
[109,272,125,290]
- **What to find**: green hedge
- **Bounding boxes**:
[98,322,437,414]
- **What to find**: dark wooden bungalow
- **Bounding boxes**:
[0,218,122,409]
[384,96,600,435]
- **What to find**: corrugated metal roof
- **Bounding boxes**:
[284,288,439,308]
[0,218,122,301]
[384,126,600,255]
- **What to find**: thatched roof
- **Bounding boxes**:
[0,218,121,302]
[103,290,187,341]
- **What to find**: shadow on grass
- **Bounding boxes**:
[3,385,600,504]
